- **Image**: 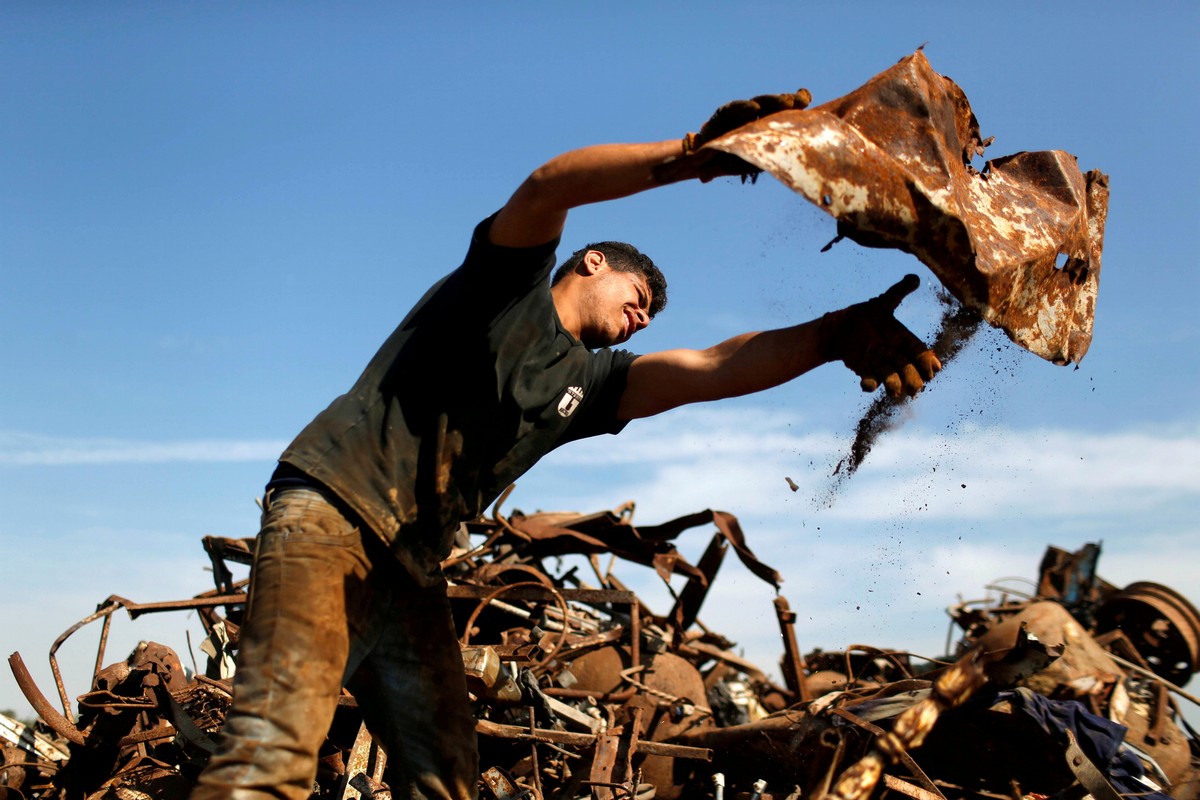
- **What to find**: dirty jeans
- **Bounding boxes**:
[191,488,478,800]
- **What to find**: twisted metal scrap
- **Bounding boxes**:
[710,50,1109,365]
[821,651,987,800]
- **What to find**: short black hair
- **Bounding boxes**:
[551,242,667,317]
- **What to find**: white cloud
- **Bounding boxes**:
[0,431,288,465]
[4,411,1197,716]
[547,406,836,466]
[516,407,1200,675]
[527,408,1200,525]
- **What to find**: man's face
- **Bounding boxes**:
[580,255,652,348]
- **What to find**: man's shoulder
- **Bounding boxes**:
[462,213,562,282]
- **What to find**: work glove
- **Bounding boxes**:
[656,90,813,184]
[820,274,942,398]
[684,89,813,154]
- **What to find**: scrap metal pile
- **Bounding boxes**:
[5,498,1199,799]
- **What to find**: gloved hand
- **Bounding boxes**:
[685,89,813,154]
[656,90,813,184]
[820,274,942,398]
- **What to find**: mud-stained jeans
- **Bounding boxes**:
[191,488,478,800]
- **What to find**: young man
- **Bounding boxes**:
[192,98,940,800]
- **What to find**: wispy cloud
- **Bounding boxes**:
[526,408,1200,525]
[0,432,288,465]
[518,406,1200,670]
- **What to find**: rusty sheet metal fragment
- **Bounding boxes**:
[709,50,1108,364]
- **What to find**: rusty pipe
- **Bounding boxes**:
[474,719,711,761]
[8,652,86,745]
[49,598,124,717]
[543,685,637,703]
[121,594,248,619]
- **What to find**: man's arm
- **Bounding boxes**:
[489,140,686,249]
[617,320,829,420]
[617,275,944,420]
[489,91,813,248]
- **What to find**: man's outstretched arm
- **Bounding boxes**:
[617,319,829,420]
[617,275,943,420]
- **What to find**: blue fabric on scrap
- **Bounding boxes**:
[1002,687,1171,800]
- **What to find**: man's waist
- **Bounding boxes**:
[265,463,368,529]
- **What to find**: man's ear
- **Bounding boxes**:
[581,250,607,275]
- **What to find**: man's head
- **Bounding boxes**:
[553,243,667,317]
[550,242,668,348]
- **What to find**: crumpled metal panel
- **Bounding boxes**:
[709,50,1109,364]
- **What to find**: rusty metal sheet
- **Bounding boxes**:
[708,50,1108,365]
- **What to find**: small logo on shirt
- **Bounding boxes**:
[557,386,584,418]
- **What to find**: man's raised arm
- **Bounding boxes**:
[489,140,685,248]
[489,91,813,248]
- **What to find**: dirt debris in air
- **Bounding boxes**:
[821,291,982,505]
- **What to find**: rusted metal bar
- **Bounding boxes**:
[488,642,545,662]
[94,608,113,687]
[122,594,248,619]
[526,706,544,799]
[114,724,177,746]
[586,709,645,800]
[668,534,727,642]
[8,652,86,745]
[474,719,711,761]
[881,775,948,800]
[49,598,123,716]
[194,674,233,696]
[548,628,624,657]
[628,587,641,683]
[1148,681,1170,745]
[774,595,812,703]
[543,685,636,703]
[588,729,623,800]
[1063,729,1122,800]
[449,585,634,607]
[679,640,768,684]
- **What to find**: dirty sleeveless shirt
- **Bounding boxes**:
[277,215,637,585]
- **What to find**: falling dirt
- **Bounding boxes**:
[821,292,982,505]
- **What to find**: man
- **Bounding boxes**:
[192,96,941,800]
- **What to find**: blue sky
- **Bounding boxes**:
[3,4,1198,717]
